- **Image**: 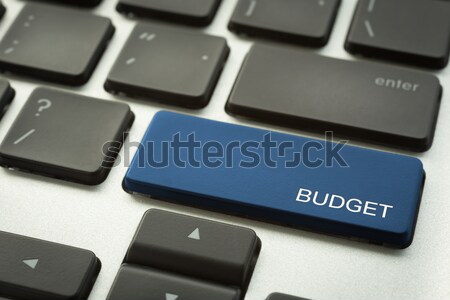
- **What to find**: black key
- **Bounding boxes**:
[345,0,450,69]
[23,0,102,7]
[0,4,114,85]
[125,209,261,292]
[0,79,14,120]
[0,87,134,185]
[226,44,442,152]
[0,231,101,300]
[116,0,222,26]
[105,23,229,108]
[107,265,240,300]
[267,293,310,300]
[0,1,5,19]
[229,0,341,47]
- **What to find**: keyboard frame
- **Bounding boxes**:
[0,0,449,299]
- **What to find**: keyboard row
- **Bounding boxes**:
[0,3,444,152]
[0,208,310,299]
[0,94,425,248]
[0,209,312,299]
[4,0,450,68]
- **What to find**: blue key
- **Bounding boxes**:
[123,111,425,249]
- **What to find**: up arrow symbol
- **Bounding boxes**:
[23,259,39,270]
[188,228,200,240]
[165,293,179,300]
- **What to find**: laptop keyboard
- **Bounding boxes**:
[0,0,449,299]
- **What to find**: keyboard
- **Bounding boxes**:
[0,0,449,299]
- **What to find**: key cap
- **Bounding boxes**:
[226,43,441,152]
[0,1,5,19]
[0,231,100,300]
[0,79,14,120]
[0,4,114,85]
[105,23,229,108]
[0,87,134,185]
[123,111,425,249]
[107,265,240,300]
[267,293,310,300]
[345,0,450,69]
[23,0,102,7]
[229,0,341,47]
[116,0,222,26]
[125,209,260,291]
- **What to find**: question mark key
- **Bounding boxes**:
[0,87,135,185]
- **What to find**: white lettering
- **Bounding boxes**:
[346,198,362,213]
[295,188,394,219]
[379,204,394,219]
[375,77,419,92]
[313,192,328,206]
[363,201,378,217]
[329,195,345,209]
[296,188,312,202]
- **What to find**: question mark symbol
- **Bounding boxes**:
[35,99,52,117]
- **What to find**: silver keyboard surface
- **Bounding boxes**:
[0,0,449,299]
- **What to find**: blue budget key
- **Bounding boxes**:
[123,111,425,248]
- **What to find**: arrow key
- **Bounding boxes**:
[0,231,101,300]
[107,265,240,300]
[124,209,261,294]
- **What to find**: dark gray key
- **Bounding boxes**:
[105,23,229,108]
[0,1,5,19]
[267,293,310,300]
[229,0,341,47]
[0,79,14,120]
[107,265,240,300]
[345,0,450,69]
[0,231,100,300]
[117,0,222,26]
[24,0,102,7]
[125,209,261,291]
[226,43,442,152]
[0,4,114,85]
[0,87,134,185]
